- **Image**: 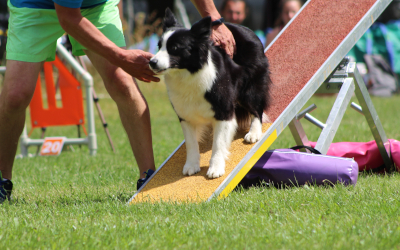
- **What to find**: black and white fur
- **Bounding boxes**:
[149,9,271,179]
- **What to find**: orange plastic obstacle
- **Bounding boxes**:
[19,45,97,157]
[29,56,85,130]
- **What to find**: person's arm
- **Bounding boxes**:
[54,3,159,82]
[190,0,221,21]
[190,0,236,58]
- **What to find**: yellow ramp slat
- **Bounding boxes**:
[130,123,273,203]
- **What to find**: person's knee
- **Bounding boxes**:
[1,61,42,112]
[0,85,35,112]
[103,69,144,103]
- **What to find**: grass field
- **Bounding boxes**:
[1,73,400,249]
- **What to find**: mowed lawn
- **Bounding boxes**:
[1,73,400,249]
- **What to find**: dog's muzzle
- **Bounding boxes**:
[149,58,167,74]
[149,58,158,70]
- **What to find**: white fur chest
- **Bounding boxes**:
[164,55,218,125]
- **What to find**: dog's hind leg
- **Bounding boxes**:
[181,121,201,176]
[207,119,238,178]
[244,115,262,143]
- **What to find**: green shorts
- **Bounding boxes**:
[6,0,126,62]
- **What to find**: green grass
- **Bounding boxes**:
[2,75,400,249]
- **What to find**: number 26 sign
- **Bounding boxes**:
[39,137,67,156]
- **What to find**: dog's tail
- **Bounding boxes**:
[235,106,252,130]
[235,106,271,130]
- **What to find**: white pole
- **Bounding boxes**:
[56,43,97,155]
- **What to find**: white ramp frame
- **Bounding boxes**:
[350,64,392,168]
[290,59,392,171]
[314,74,356,154]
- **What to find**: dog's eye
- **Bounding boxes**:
[172,46,178,51]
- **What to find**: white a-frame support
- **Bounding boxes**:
[289,57,393,171]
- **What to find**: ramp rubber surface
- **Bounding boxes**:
[133,124,272,203]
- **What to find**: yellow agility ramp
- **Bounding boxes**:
[131,124,275,203]
[129,0,393,203]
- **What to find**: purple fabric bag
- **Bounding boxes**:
[240,146,359,187]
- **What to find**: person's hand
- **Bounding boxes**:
[211,24,236,58]
[120,49,160,83]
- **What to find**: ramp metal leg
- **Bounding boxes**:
[289,119,310,152]
[314,78,355,154]
[348,63,393,171]
[298,58,392,170]
[296,104,324,129]
[289,104,316,152]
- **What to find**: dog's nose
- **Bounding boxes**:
[149,59,158,69]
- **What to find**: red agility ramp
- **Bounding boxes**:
[265,0,378,122]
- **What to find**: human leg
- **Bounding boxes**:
[0,60,43,180]
[68,0,155,179]
[84,50,155,178]
[2,2,64,181]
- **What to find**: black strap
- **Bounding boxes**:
[212,17,225,26]
[369,164,387,173]
[290,145,322,154]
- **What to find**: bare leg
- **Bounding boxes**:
[84,50,155,178]
[0,60,43,180]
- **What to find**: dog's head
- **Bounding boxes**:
[149,8,212,74]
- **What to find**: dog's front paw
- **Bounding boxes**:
[183,162,200,176]
[207,165,225,179]
[244,130,262,144]
[207,159,225,179]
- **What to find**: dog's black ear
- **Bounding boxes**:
[190,16,212,39]
[163,8,182,31]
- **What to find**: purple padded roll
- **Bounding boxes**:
[240,149,359,187]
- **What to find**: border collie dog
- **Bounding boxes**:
[150,9,271,178]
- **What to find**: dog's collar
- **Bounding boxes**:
[211,17,225,27]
